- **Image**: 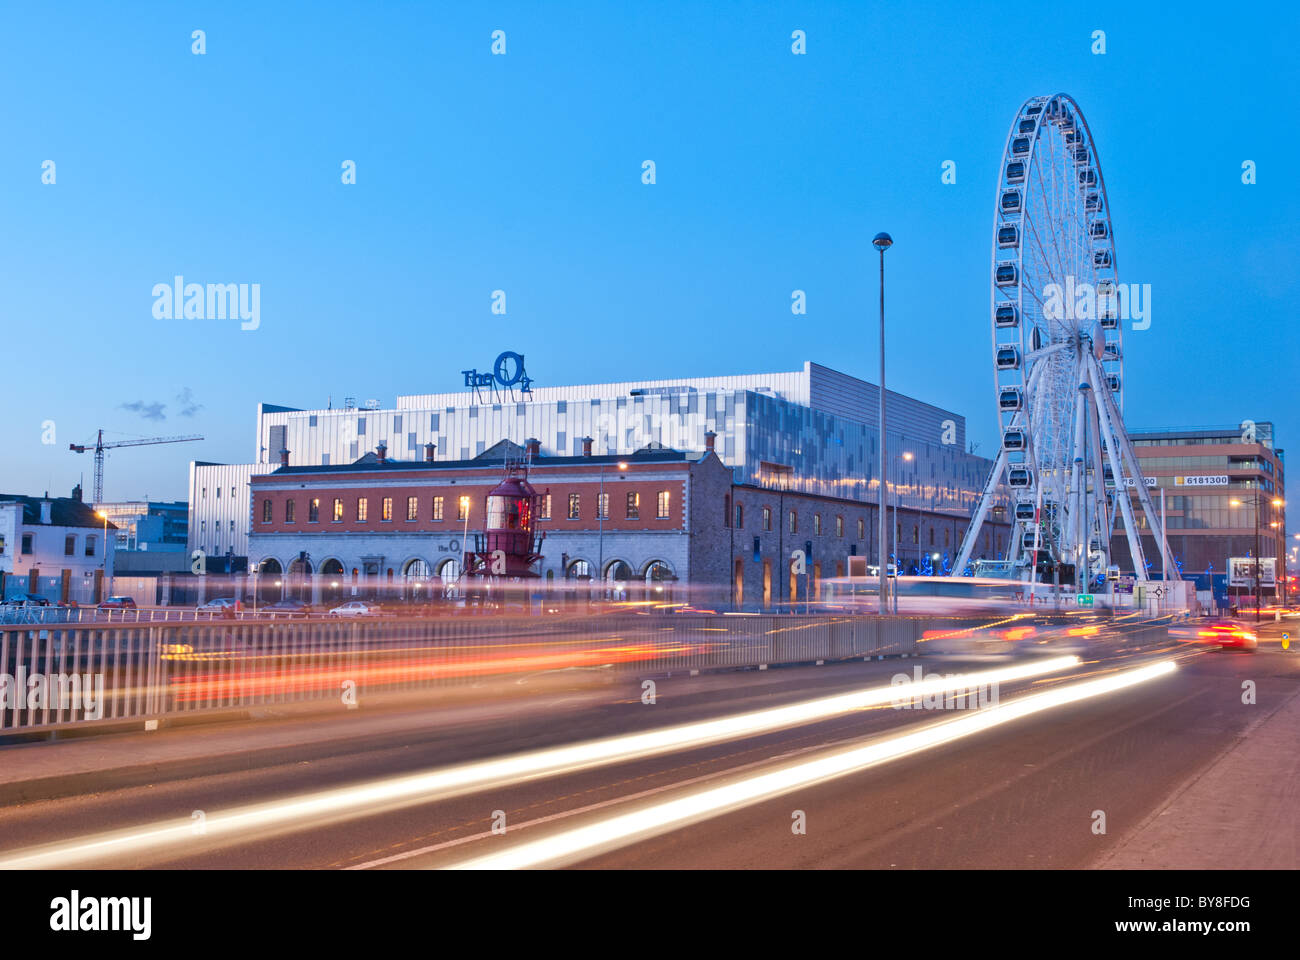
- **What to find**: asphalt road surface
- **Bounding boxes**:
[0,619,1293,869]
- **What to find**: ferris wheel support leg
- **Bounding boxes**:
[954,446,1009,575]
[1092,363,1181,583]
[1087,360,1150,581]
[1087,393,1111,575]
[1068,385,1088,590]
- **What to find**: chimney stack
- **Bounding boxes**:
[581,436,594,457]
[71,483,83,503]
[704,431,717,453]
[424,442,437,463]
[279,448,290,468]
[525,437,541,458]
[376,441,388,465]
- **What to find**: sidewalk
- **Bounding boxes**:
[1096,684,1300,869]
[0,673,620,805]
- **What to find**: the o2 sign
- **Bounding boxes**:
[462,350,534,397]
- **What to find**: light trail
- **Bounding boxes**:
[444,659,1177,870]
[0,656,1078,869]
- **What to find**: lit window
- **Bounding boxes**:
[836,516,844,537]
[457,497,469,522]
[657,491,671,519]
[407,496,418,521]
[568,493,581,520]
[333,498,344,522]
[433,496,444,521]
[597,492,609,519]
[789,510,797,534]
[814,514,822,535]
[540,494,551,520]
[382,497,393,521]
[627,491,640,520]
[308,498,320,522]
[762,506,772,530]
[357,498,369,522]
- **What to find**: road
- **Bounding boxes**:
[0,618,1294,869]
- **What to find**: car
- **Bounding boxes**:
[98,596,137,609]
[1169,620,1258,651]
[198,598,239,611]
[328,601,381,617]
[3,593,51,606]
[263,599,311,618]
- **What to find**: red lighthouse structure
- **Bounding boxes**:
[464,454,545,580]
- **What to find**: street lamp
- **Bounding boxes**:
[96,510,108,605]
[459,495,471,581]
[873,230,893,615]
[598,460,628,597]
[1229,494,1284,621]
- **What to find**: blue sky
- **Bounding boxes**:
[1,1,1296,543]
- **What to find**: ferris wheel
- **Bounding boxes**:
[953,94,1177,588]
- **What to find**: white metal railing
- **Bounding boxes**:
[0,612,925,732]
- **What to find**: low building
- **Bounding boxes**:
[0,487,117,604]
[246,438,1010,608]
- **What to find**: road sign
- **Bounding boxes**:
[1076,594,1094,606]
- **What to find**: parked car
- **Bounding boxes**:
[3,593,51,606]
[329,600,382,617]
[263,599,311,618]
[198,598,240,619]
[98,596,138,609]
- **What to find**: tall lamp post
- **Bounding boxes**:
[598,460,629,597]
[96,510,109,605]
[873,231,893,615]
[1230,494,1284,622]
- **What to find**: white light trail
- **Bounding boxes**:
[445,659,1178,870]
[0,656,1078,869]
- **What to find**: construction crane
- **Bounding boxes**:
[70,430,203,504]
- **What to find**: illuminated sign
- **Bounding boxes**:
[1228,557,1276,588]
[1174,475,1229,486]
[461,351,534,401]
[1106,476,1158,488]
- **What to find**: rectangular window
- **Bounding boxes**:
[357,498,369,522]
[789,510,797,534]
[597,492,609,519]
[457,497,469,522]
[85,535,96,557]
[858,518,865,540]
[568,493,581,520]
[762,506,772,530]
[734,503,743,528]
[262,499,272,523]
[432,496,444,521]
[308,498,320,522]
[408,432,417,450]
[394,415,403,433]
[540,494,551,520]
[627,491,640,520]
[309,415,318,427]
[285,500,296,523]
[201,487,206,498]
[814,514,822,536]
[657,490,670,519]
[333,498,344,522]
[216,487,221,498]
[322,454,330,465]
[357,418,367,436]
[22,533,33,554]
[65,534,76,556]
[836,516,844,537]
[382,497,393,521]
[407,496,418,521]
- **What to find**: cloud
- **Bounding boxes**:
[120,400,166,421]
[176,387,203,417]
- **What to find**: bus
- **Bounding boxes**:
[819,575,1063,615]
